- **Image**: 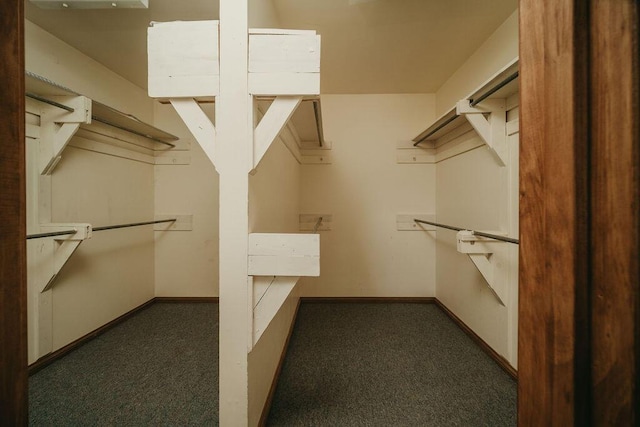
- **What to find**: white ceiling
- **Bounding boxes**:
[25,0,517,94]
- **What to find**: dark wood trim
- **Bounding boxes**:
[518,0,590,424]
[0,0,27,423]
[434,300,518,380]
[259,298,302,427]
[28,299,156,375]
[300,297,436,304]
[153,296,219,303]
[589,1,639,424]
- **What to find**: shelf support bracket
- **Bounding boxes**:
[253,96,302,170]
[40,96,92,175]
[248,233,319,349]
[252,276,300,347]
[37,223,93,293]
[170,98,217,170]
[456,98,507,166]
[456,230,508,306]
[27,223,91,360]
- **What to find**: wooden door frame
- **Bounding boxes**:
[0,0,28,423]
[519,0,639,424]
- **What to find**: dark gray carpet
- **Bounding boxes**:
[29,303,219,426]
[29,302,516,426]
[267,303,517,426]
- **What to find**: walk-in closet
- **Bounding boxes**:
[1,0,638,425]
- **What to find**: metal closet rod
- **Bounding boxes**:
[26,219,176,240]
[413,219,519,245]
[312,216,323,233]
[469,71,519,107]
[312,99,325,148]
[414,70,519,146]
[26,92,75,112]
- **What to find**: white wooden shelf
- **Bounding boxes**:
[26,71,179,149]
[411,58,519,150]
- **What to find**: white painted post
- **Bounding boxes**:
[218,0,251,424]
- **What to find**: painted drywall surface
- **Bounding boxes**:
[433,9,519,368]
[434,121,519,367]
[434,144,507,357]
[153,103,219,297]
[435,10,518,116]
[249,140,300,234]
[49,147,155,350]
[247,127,301,423]
[25,23,156,355]
[249,0,282,28]
[25,20,153,123]
[299,94,436,297]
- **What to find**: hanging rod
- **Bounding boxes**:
[413,114,459,146]
[91,116,176,148]
[26,229,78,240]
[93,218,176,232]
[312,99,325,148]
[312,216,323,233]
[469,71,519,107]
[414,68,519,147]
[26,219,176,240]
[26,92,75,112]
[413,219,519,244]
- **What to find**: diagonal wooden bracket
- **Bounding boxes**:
[28,223,91,359]
[247,233,319,350]
[253,96,302,170]
[456,98,507,166]
[38,223,92,292]
[456,230,508,306]
[170,98,217,170]
[40,96,92,175]
[252,275,300,348]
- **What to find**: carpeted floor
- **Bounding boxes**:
[29,302,516,426]
[266,303,516,426]
[29,303,219,426]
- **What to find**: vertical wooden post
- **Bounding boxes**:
[0,0,28,423]
[218,0,251,424]
[590,1,639,424]
[518,0,590,424]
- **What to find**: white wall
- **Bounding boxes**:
[153,103,219,297]
[300,94,437,297]
[25,21,157,360]
[433,10,519,368]
[49,147,155,349]
[249,0,281,28]
[435,10,518,117]
[434,122,519,367]
[25,20,153,123]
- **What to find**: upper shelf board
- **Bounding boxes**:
[25,71,179,145]
[413,58,519,145]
